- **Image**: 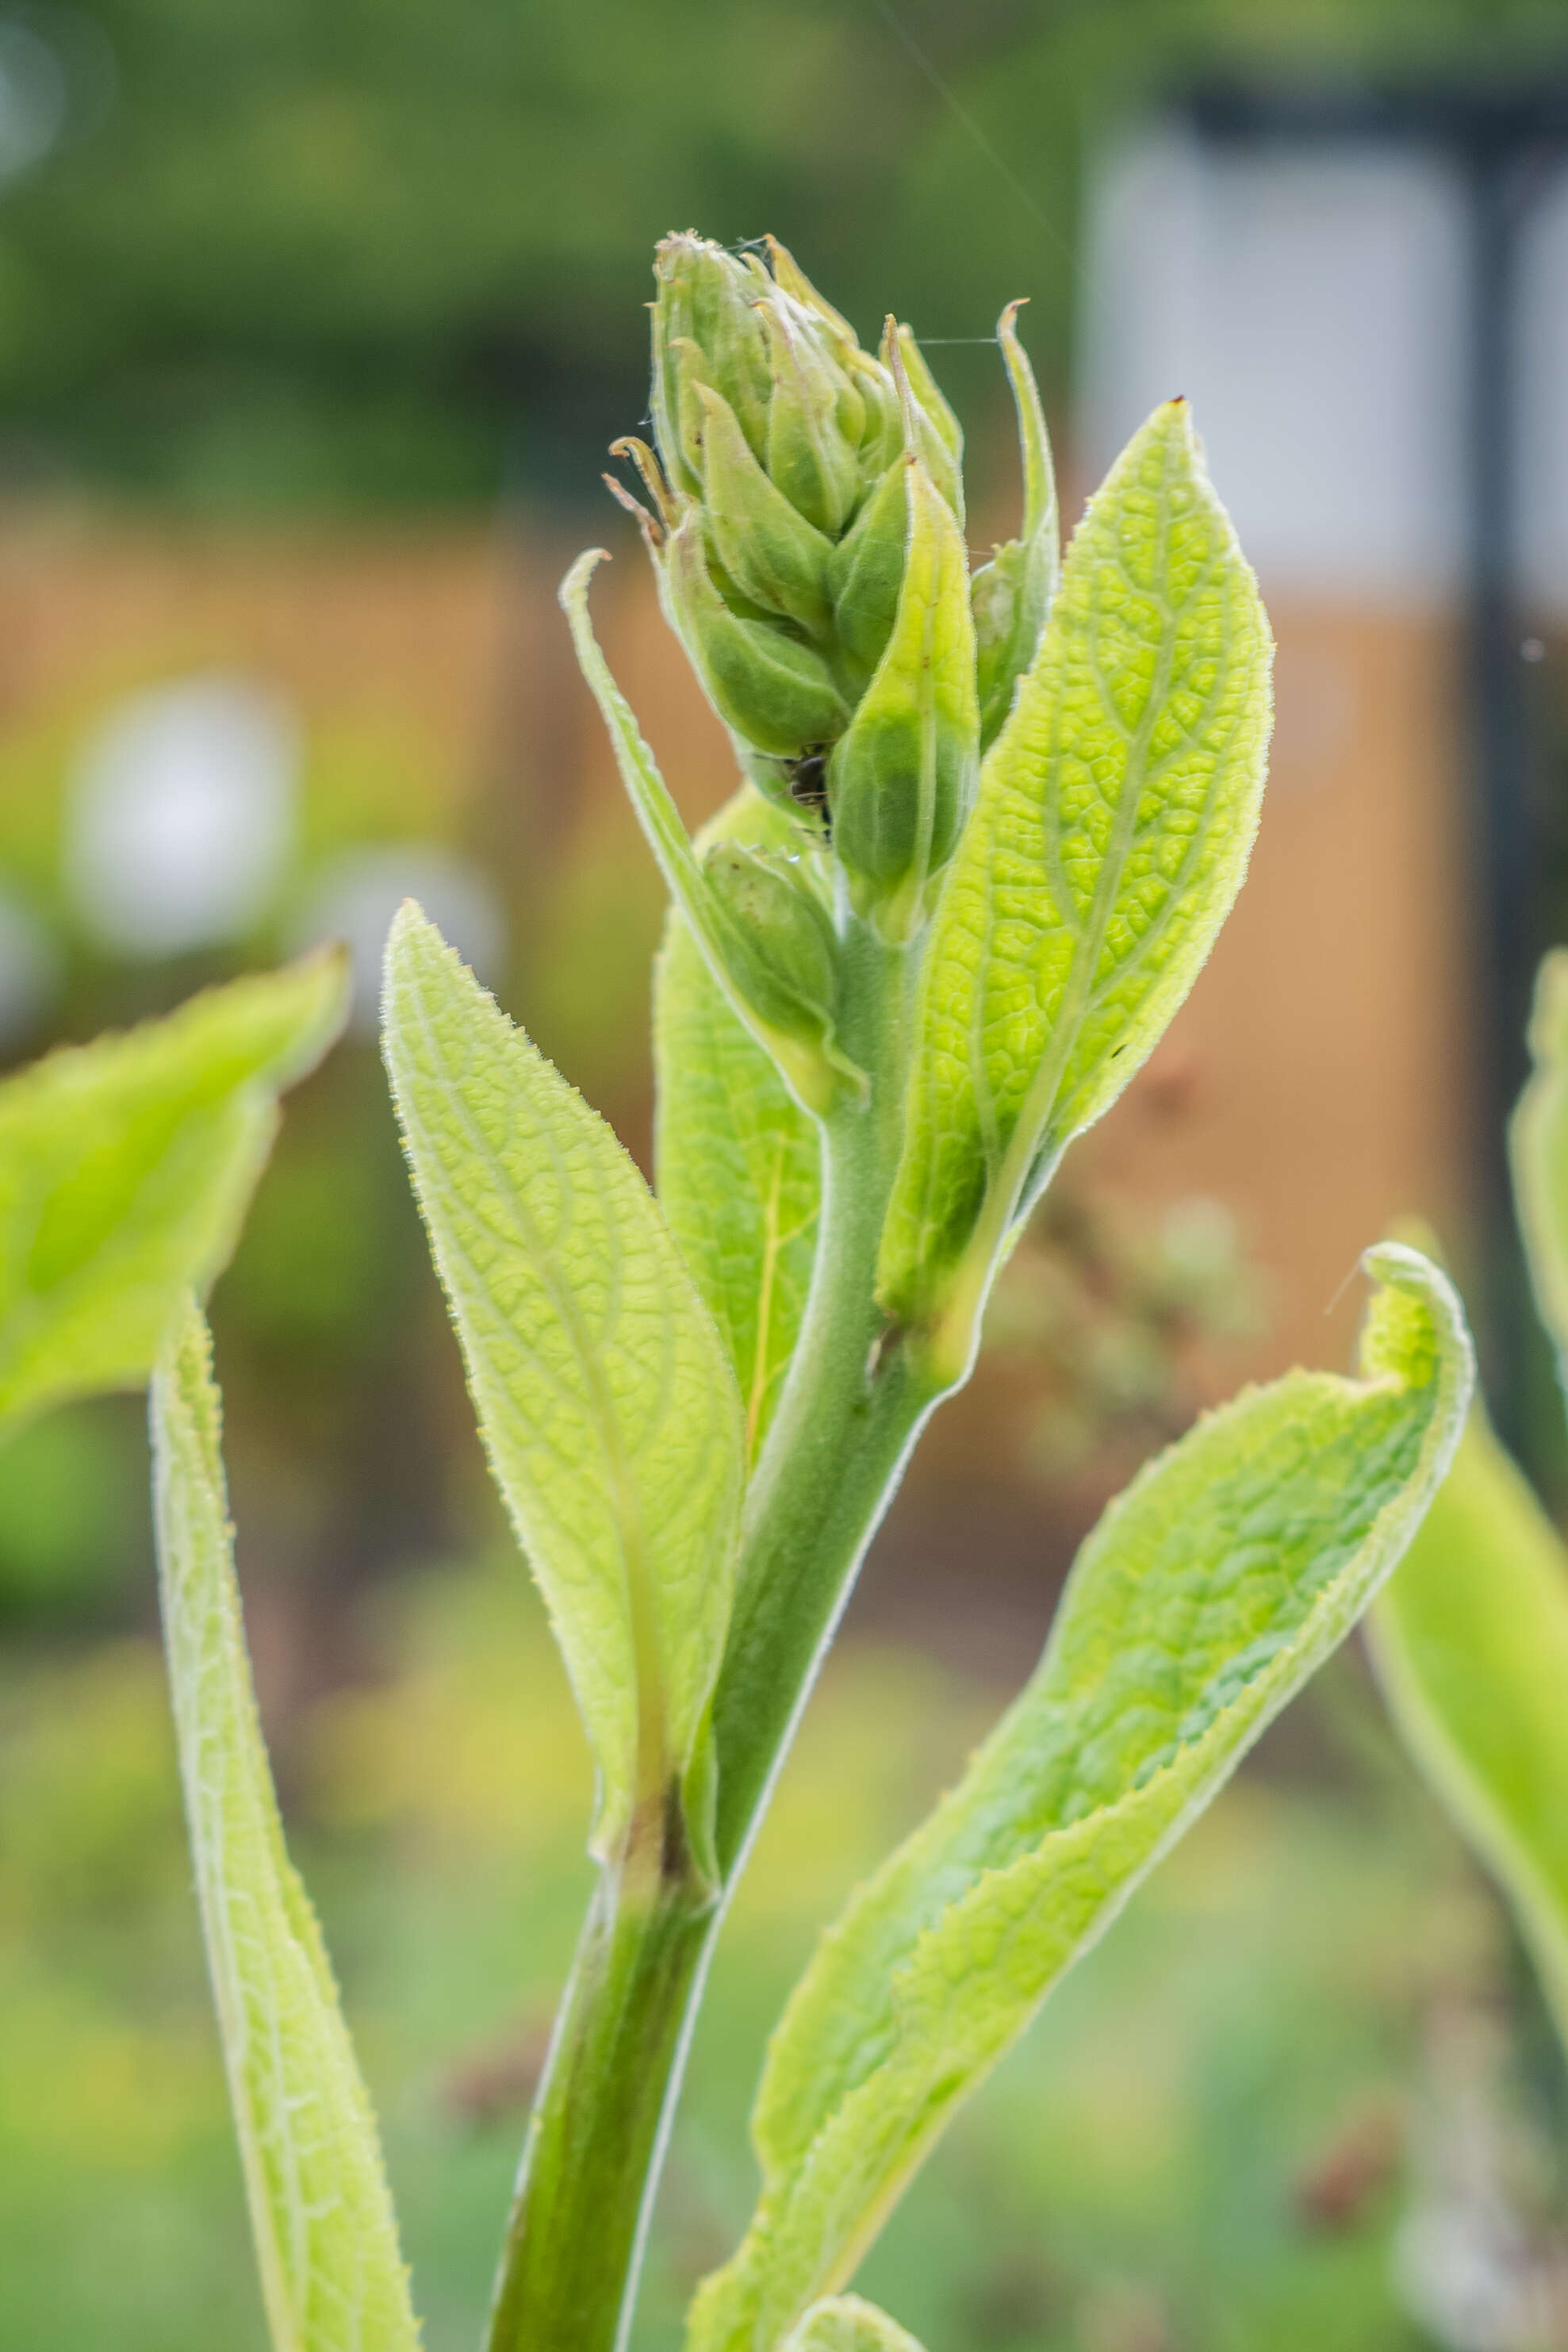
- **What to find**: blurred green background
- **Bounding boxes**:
[5,2,1568,2346]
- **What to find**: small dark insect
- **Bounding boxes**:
[786,746,830,827]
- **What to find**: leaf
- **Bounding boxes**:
[0,948,347,1436]
[1510,947,1568,1383]
[689,1245,1470,2350]
[151,1299,420,2352]
[879,400,1272,1364]
[1370,1406,1568,2048]
[782,2297,926,2352]
[971,301,1060,753]
[382,903,744,1868]
[655,788,821,1464]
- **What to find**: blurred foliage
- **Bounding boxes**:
[988,1186,1265,1476]
[0,673,481,1636]
[0,0,1559,506]
[2,1552,1561,2350]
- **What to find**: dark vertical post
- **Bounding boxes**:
[1464,134,1532,1434]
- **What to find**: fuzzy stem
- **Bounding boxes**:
[482,922,952,2352]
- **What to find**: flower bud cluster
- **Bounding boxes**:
[611,232,1053,963]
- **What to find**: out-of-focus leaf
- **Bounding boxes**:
[690,1247,1470,2350]
[1511,946,1568,1382]
[879,400,1271,1364]
[0,949,347,1434]
[654,788,820,1463]
[381,903,743,1869]
[1370,1406,1568,2047]
[151,1298,420,2352]
[782,2296,926,2352]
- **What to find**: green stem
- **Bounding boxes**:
[484,923,951,2352]
[482,1836,714,2352]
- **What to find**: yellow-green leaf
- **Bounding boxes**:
[879,401,1271,1369]
[783,2297,926,2352]
[0,948,347,1436]
[381,903,744,1867]
[690,1247,1470,2350]
[1371,1406,1568,2048]
[1511,946,1568,1383]
[152,1299,420,2352]
[655,788,821,1464]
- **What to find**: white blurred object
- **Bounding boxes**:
[292,843,507,1036]
[0,17,69,185]
[64,675,298,958]
[1080,128,1471,602]
[0,888,59,1047]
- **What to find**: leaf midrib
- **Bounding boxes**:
[396,962,677,1827]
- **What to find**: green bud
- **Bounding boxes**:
[760,298,862,539]
[703,838,839,1046]
[694,382,834,638]
[653,236,772,493]
[665,508,849,760]
[633,236,977,835]
[827,451,980,942]
[850,358,906,477]
[830,458,908,681]
[971,301,1059,749]
[762,234,861,351]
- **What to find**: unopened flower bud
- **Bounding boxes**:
[694,382,834,638]
[757,299,862,539]
[703,838,839,1046]
[664,508,849,760]
[634,234,975,822]
[827,449,980,942]
[830,458,910,683]
[652,238,772,495]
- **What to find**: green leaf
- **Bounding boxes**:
[971,301,1059,754]
[655,788,821,1464]
[0,949,347,1436]
[1510,947,1568,1383]
[782,2296,926,2352]
[151,1299,420,2352]
[381,902,744,1869]
[689,1246,1470,2350]
[1370,1406,1568,2048]
[879,400,1272,1371]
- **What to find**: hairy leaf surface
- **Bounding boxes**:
[0,950,347,1433]
[691,1248,1470,2349]
[783,2297,926,2352]
[655,788,821,1462]
[1511,948,1568,1383]
[880,400,1271,1345]
[1371,1408,1568,2047]
[382,904,744,1864]
[152,1300,419,2352]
